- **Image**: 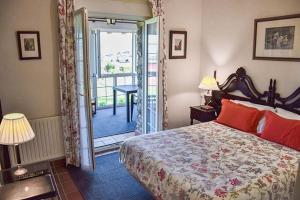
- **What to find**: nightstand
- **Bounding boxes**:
[0,161,59,200]
[190,106,217,125]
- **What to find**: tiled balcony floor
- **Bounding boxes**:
[92,106,137,138]
[94,132,136,149]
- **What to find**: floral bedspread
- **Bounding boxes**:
[120,122,300,200]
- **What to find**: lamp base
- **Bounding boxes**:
[14,165,28,176]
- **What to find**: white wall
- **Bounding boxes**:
[165,0,202,128]
[0,0,60,119]
[200,0,300,96]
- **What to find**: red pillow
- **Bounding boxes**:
[261,111,300,151]
[216,99,262,132]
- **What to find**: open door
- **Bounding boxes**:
[143,17,163,134]
[74,8,95,170]
[89,29,99,109]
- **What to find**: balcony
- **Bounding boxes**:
[91,73,137,139]
[88,30,138,141]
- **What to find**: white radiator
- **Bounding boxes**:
[9,116,65,166]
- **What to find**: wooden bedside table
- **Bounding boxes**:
[0,161,59,200]
[190,106,217,125]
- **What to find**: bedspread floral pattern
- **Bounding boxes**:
[120,122,300,200]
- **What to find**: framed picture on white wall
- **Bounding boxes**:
[17,31,41,60]
[253,14,300,62]
[169,31,187,59]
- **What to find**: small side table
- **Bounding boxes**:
[190,106,217,125]
[113,85,138,122]
[0,161,59,200]
[91,98,96,116]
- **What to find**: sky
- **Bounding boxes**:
[100,32,132,56]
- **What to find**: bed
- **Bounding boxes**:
[120,68,300,200]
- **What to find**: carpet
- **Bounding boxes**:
[68,152,153,200]
[93,107,137,138]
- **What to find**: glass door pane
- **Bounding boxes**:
[89,30,98,108]
[144,17,160,133]
[74,8,95,170]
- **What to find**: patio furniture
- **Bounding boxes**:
[91,98,96,115]
[113,85,138,122]
[130,93,137,121]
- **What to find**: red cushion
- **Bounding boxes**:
[216,99,262,132]
[261,111,300,151]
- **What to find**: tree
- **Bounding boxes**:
[105,62,115,73]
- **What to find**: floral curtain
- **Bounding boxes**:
[57,0,80,167]
[148,0,168,129]
[135,23,144,134]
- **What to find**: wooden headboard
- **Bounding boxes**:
[212,67,300,115]
[212,67,272,111]
[0,100,12,169]
[274,83,300,115]
[0,99,2,121]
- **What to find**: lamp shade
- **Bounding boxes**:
[0,113,35,145]
[198,76,219,91]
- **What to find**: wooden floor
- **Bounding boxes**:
[50,159,84,200]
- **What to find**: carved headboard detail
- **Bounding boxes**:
[212,67,300,115]
[274,84,300,115]
[0,100,2,121]
[213,67,271,108]
[0,100,12,169]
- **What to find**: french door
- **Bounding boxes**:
[89,29,100,108]
[143,17,163,133]
[74,8,95,170]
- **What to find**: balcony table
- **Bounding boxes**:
[113,85,138,122]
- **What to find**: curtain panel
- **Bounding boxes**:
[57,0,80,167]
[148,0,168,129]
[135,23,144,134]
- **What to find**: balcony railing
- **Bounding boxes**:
[91,73,137,109]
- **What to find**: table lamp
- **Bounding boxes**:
[0,113,35,176]
[198,76,219,108]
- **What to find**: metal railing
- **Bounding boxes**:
[93,73,137,109]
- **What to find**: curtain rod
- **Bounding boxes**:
[88,17,142,24]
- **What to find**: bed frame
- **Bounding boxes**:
[0,100,11,169]
[212,67,300,115]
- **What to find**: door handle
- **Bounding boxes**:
[79,93,85,97]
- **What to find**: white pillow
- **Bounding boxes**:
[276,108,300,120]
[231,100,276,112]
[257,116,266,134]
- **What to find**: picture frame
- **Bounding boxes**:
[253,14,300,62]
[17,31,41,60]
[169,31,187,59]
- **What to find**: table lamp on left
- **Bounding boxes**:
[0,113,35,176]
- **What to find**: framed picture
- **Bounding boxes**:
[17,31,41,60]
[253,14,300,62]
[169,31,187,59]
